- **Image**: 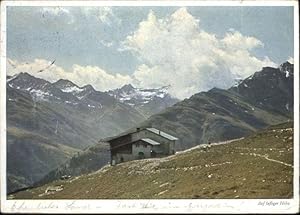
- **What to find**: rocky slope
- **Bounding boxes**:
[9,122,293,199]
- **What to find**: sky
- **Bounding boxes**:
[7,6,294,99]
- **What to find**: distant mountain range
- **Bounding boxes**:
[6,73,176,193]
[6,61,294,194]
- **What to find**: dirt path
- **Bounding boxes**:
[176,137,245,154]
[242,152,293,168]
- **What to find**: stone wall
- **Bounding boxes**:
[132,141,151,159]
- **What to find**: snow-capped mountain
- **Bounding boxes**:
[53,79,93,99]
[53,79,116,109]
[107,84,179,116]
[7,73,116,110]
[7,72,78,103]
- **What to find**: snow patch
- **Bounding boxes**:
[77,95,85,100]
[29,89,50,101]
[285,103,289,111]
[8,98,16,102]
[285,71,289,78]
[7,74,18,82]
[61,86,84,93]
[247,75,253,80]
[111,85,169,106]
[156,93,165,98]
[120,97,131,101]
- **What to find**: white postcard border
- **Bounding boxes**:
[0,0,299,214]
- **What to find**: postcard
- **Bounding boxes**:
[0,0,299,213]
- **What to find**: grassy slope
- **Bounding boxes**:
[10,122,293,199]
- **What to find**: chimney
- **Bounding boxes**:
[137,127,140,132]
[159,130,161,135]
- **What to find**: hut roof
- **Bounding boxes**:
[104,127,178,142]
[145,128,178,141]
[141,138,161,145]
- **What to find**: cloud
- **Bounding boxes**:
[71,64,132,91]
[121,7,277,99]
[287,56,294,64]
[40,7,121,26]
[100,39,114,47]
[81,7,121,26]
[221,30,264,51]
[42,7,70,16]
[7,58,132,92]
[41,7,74,24]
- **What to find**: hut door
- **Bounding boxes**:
[138,152,145,159]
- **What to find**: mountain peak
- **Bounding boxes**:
[83,84,95,92]
[11,72,48,84]
[53,79,79,89]
[54,79,75,85]
[17,72,34,79]
[120,84,135,92]
[281,61,292,66]
[279,61,293,73]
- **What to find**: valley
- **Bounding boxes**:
[6,73,177,193]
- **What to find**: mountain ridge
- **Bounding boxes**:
[6,62,294,193]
